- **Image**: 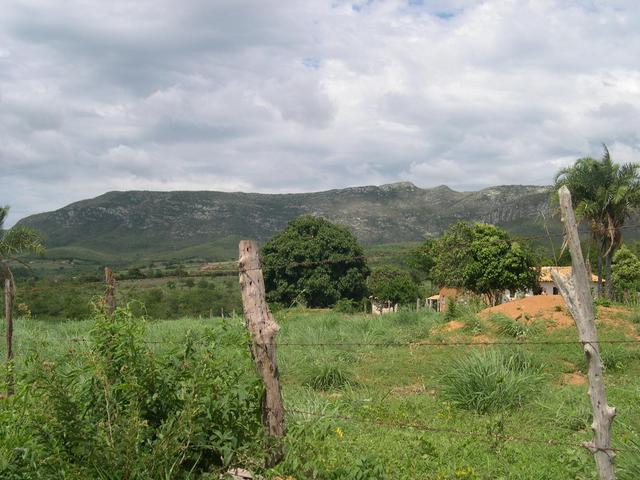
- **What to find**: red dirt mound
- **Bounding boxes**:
[480,295,573,328]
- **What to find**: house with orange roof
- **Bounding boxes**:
[538,266,601,296]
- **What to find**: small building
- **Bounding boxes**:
[427,287,462,312]
[370,297,398,315]
[538,266,601,296]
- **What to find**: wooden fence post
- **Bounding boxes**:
[104,267,116,315]
[4,278,14,397]
[552,186,616,480]
[238,240,285,467]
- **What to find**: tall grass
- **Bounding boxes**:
[489,313,541,339]
[304,365,353,391]
[440,349,544,414]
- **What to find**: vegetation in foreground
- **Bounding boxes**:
[1,302,639,479]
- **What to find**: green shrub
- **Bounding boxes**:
[490,313,541,339]
[444,298,458,321]
[393,308,421,325]
[440,349,544,414]
[304,365,353,391]
[0,304,264,479]
[334,298,358,314]
[461,311,483,334]
[600,346,637,372]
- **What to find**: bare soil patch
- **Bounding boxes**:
[560,372,587,386]
[440,320,465,332]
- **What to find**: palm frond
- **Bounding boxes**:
[0,226,46,257]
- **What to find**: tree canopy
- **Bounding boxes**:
[404,238,436,283]
[367,265,419,305]
[261,216,369,308]
[1,206,45,286]
[611,245,640,302]
[431,221,539,305]
[553,145,640,297]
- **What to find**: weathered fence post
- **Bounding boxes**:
[552,186,616,480]
[238,240,285,467]
[4,278,14,397]
[104,267,116,315]
[416,298,421,311]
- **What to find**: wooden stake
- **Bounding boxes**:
[5,278,14,397]
[104,267,116,315]
[238,240,285,467]
[552,186,616,480]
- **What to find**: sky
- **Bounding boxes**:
[1,0,639,226]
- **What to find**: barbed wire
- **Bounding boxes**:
[285,407,633,453]
[4,334,639,350]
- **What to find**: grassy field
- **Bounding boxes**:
[1,305,639,479]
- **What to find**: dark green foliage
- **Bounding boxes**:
[612,245,640,302]
[430,221,475,289]
[0,305,264,478]
[553,146,640,298]
[404,238,436,282]
[367,265,419,305]
[8,276,242,321]
[262,216,369,308]
[440,349,544,414]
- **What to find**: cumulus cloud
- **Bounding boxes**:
[1,0,639,225]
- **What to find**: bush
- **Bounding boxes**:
[0,304,264,478]
[304,365,353,391]
[367,265,419,306]
[393,308,421,325]
[600,346,637,372]
[440,349,544,414]
[490,313,541,339]
[333,298,358,314]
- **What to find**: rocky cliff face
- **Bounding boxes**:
[18,182,551,253]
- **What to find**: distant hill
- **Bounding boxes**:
[17,182,555,262]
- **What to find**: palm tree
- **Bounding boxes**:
[553,145,640,298]
[0,205,45,284]
[1,205,45,395]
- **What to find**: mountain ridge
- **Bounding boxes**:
[17,182,553,260]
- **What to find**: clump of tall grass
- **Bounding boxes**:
[304,365,353,391]
[489,313,541,339]
[619,439,640,480]
[600,346,638,373]
[628,307,640,325]
[392,308,421,325]
[440,349,544,414]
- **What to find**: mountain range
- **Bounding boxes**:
[18,182,554,262]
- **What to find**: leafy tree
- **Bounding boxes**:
[367,265,419,305]
[553,145,640,298]
[0,206,45,296]
[431,222,539,305]
[612,245,640,302]
[404,238,436,282]
[430,221,475,289]
[262,216,369,308]
[463,224,539,305]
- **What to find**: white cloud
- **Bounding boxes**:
[1,0,640,225]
